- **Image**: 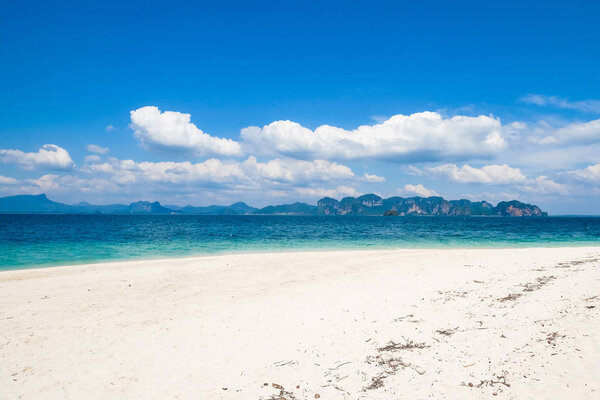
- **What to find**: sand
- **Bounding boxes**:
[1,247,599,399]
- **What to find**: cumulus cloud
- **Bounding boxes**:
[241,112,506,162]
[136,159,244,186]
[85,159,137,185]
[241,157,359,184]
[0,144,75,170]
[532,119,600,146]
[422,163,571,195]
[418,162,574,196]
[27,174,119,194]
[521,94,600,113]
[81,156,381,194]
[520,176,569,195]
[427,163,527,184]
[84,155,101,163]
[569,163,600,183]
[6,107,595,205]
[362,173,386,183]
[0,175,18,184]
[129,106,242,157]
[86,144,109,154]
[27,174,62,191]
[295,186,359,198]
[13,152,383,203]
[398,184,439,197]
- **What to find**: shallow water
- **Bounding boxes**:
[0,214,599,270]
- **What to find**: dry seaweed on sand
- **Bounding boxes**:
[364,373,387,390]
[555,257,599,268]
[378,338,429,352]
[543,331,565,346]
[497,293,522,302]
[463,371,511,389]
[436,327,459,336]
[521,275,556,292]
[363,339,428,391]
[267,384,297,400]
[363,356,424,391]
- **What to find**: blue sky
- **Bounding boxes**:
[1,1,599,214]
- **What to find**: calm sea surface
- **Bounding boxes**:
[0,214,599,270]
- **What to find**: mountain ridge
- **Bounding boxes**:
[0,193,547,216]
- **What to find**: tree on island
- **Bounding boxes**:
[383,209,399,216]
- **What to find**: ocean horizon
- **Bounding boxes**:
[1,214,599,271]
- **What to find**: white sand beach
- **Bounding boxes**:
[1,247,599,399]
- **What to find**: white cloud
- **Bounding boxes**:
[503,142,600,171]
[84,158,144,185]
[27,174,61,191]
[422,163,570,195]
[0,144,75,170]
[136,159,245,186]
[129,106,242,157]
[398,184,439,197]
[84,155,101,163]
[569,163,600,183]
[295,186,359,199]
[521,94,600,113]
[427,163,527,184]
[406,165,424,176]
[520,176,569,195]
[81,156,378,196]
[241,157,361,184]
[0,175,18,184]
[106,125,115,131]
[462,191,520,202]
[370,115,389,123]
[6,107,598,206]
[13,155,379,205]
[241,111,506,162]
[362,173,386,183]
[533,119,600,146]
[27,174,119,194]
[86,144,109,154]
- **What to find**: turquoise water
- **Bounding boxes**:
[0,214,599,270]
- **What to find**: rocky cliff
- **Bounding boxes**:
[317,194,546,216]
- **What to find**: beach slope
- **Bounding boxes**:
[1,247,599,399]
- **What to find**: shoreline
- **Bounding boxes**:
[2,247,600,399]
[2,242,600,273]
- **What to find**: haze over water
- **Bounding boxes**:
[1,214,599,270]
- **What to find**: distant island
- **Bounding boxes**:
[0,193,547,216]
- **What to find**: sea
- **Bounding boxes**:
[0,214,599,270]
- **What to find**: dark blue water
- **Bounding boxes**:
[0,214,599,270]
